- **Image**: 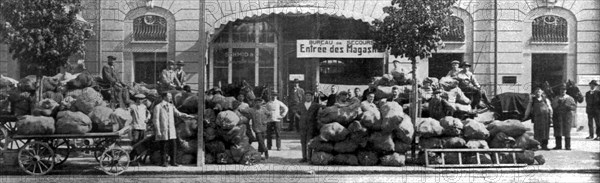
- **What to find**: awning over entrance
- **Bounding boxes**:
[204,0,390,34]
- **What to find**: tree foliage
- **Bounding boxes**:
[372,0,457,61]
[0,0,93,76]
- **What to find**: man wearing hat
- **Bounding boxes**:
[174,60,186,90]
[102,56,127,107]
[159,60,177,91]
[286,79,304,131]
[153,92,196,166]
[584,80,600,140]
[128,94,151,164]
[456,61,492,110]
[551,84,577,150]
[446,60,462,78]
[265,91,288,151]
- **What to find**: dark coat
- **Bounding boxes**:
[295,102,322,137]
[101,65,120,85]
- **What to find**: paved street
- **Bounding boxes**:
[1,173,598,183]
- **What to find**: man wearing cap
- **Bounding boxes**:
[456,62,491,110]
[551,84,577,150]
[159,60,177,91]
[128,94,151,164]
[584,80,600,140]
[265,91,288,151]
[446,60,462,78]
[174,60,186,90]
[102,56,128,107]
[286,79,304,131]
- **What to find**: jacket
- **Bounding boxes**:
[129,104,151,130]
[552,94,577,113]
[159,69,176,90]
[240,107,270,133]
[152,101,192,141]
[585,90,600,112]
[101,65,120,85]
[295,102,322,136]
[265,99,288,122]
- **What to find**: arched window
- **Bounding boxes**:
[441,16,465,42]
[133,15,167,41]
[532,15,567,42]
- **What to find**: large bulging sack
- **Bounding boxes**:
[489,132,516,148]
[18,75,37,92]
[209,95,236,111]
[216,111,240,130]
[347,122,369,148]
[513,134,540,150]
[74,87,106,114]
[393,114,414,144]
[67,72,95,89]
[465,140,489,149]
[416,118,443,138]
[394,140,411,153]
[442,137,466,148]
[205,153,216,164]
[319,122,350,142]
[308,137,334,153]
[357,151,379,166]
[178,139,198,154]
[439,116,463,136]
[109,108,131,130]
[204,126,217,141]
[318,104,361,126]
[368,132,395,152]
[16,115,55,135]
[219,124,249,146]
[380,102,404,117]
[380,153,406,166]
[32,98,60,117]
[333,154,359,165]
[360,110,381,130]
[89,106,118,132]
[310,151,334,165]
[55,111,92,134]
[439,77,458,89]
[486,119,528,138]
[42,91,64,104]
[333,139,358,153]
[205,140,227,154]
[0,75,18,88]
[177,117,199,140]
[419,138,443,149]
[463,119,490,140]
[9,92,33,116]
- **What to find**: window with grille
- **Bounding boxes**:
[532,15,567,43]
[441,16,465,42]
[133,15,167,41]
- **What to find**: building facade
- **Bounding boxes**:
[1,0,599,107]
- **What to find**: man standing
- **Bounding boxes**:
[174,60,186,90]
[101,56,127,107]
[159,60,177,92]
[265,91,288,151]
[295,92,321,162]
[239,99,271,159]
[287,79,304,131]
[153,92,195,166]
[584,80,600,140]
[551,84,577,150]
[129,94,151,164]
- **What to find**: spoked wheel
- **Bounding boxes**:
[0,127,7,151]
[17,141,55,176]
[94,139,109,162]
[99,148,130,176]
[48,139,70,166]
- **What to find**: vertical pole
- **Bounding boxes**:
[410,57,418,159]
[493,0,498,95]
[98,0,103,74]
[196,0,206,167]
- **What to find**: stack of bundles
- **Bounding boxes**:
[15,115,55,135]
[207,94,236,111]
[0,75,18,89]
[73,87,107,114]
[42,91,64,104]
[310,102,413,166]
[200,110,261,165]
[66,72,95,90]
[417,116,467,165]
[18,75,38,92]
[318,97,361,126]
[8,91,34,116]
[55,111,92,134]
[130,83,159,100]
[486,120,544,165]
[439,77,458,89]
[32,99,60,117]
[88,106,122,132]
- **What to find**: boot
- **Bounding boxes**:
[552,136,562,150]
[541,140,549,150]
[565,137,571,150]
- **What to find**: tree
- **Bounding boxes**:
[371,0,457,154]
[0,0,93,76]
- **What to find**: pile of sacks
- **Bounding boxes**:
[309,101,413,166]
[417,117,545,165]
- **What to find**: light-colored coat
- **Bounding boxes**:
[152,101,192,141]
[130,104,151,130]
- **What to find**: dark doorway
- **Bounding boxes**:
[428,53,464,79]
[531,54,566,92]
[133,52,167,84]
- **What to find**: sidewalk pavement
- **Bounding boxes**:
[1,129,598,176]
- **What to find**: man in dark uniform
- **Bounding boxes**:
[286,79,304,131]
[295,92,322,162]
[101,56,128,107]
[552,84,577,150]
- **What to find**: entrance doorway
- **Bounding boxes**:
[428,53,464,79]
[531,54,566,93]
[133,52,167,84]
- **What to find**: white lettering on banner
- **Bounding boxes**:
[297,39,384,58]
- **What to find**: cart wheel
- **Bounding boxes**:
[48,139,70,166]
[94,139,119,162]
[99,148,129,176]
[18,141,55,176]
[0,127,7,151]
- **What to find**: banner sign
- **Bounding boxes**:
[578,75,600,85]
[297,40,384,58]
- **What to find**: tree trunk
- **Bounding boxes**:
[410,57,418,159]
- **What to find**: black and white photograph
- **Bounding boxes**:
[0,0,598,182]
